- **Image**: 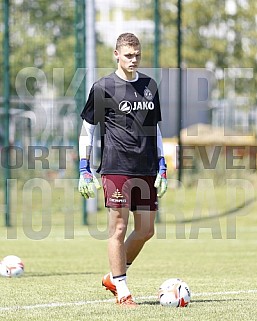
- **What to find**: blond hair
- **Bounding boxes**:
[115,33,141,50]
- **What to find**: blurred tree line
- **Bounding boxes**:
[0,0,257,103]
[140,0,257,104]
[0,0,114,98]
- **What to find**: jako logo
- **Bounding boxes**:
[119,100,155,114]
[119,101,132,114]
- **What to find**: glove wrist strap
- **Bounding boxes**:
[80,158,90,169]
[158,156,167,170]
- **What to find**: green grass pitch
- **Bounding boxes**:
[0,183,256,320]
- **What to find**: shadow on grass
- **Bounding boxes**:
[24,271,99,278]
[191,298,242,304]
[137,301,159,305]
[138,298,242,306]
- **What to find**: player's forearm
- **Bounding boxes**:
[79,120,96,160]
[157,124,164,158]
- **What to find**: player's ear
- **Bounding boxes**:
[114,49,119,63]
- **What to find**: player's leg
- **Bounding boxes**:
[125,210,156,265]
[108,207,129,278]
[102,208,137,306]
[101,174,136,305]
[125,175,157,265]
[106,207,136,305]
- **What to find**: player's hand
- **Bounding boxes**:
[78,159,101,199]
[154,157,167,198]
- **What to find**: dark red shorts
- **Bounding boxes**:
[101,174,158,211]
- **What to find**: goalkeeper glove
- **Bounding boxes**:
[78,159,101,199]
[154,156,167,198]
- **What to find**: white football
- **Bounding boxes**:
[158,278,191,307]
[0,255,24,277]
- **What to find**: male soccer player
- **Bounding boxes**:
[79,33,167,306]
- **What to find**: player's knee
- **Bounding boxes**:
[144,227,155,241]
[136,227,155,242]
[110,223,127,240]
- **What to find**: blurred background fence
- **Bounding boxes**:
[1,0,257,226]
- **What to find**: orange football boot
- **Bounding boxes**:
[118,295,137,307]
[102,273,118,302]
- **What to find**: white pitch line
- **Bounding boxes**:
[0,289,257,312]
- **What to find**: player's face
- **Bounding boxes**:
[115,45,141,76]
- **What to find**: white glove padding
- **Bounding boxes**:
[154,157,167,198]
[78,174,101,199]
[78,159,101,199]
